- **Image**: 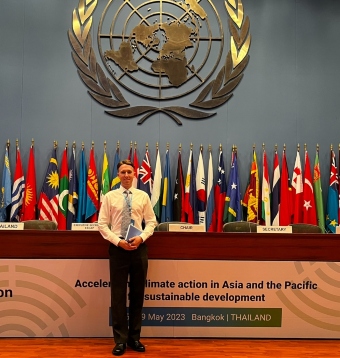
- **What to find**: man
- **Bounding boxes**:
[98,159,157,356]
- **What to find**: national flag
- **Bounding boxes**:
[67,146,78,229]
[325,149,338,233]
[139,149,153,197]
[241,182,250,221]
[206,150,215,232]
[132,146,140,188]
[161,149,173,222]
[173,150,185,222]
[223,149,234,223]
[302,150,317,225]
[292,149,303,223]
[128,145,132,160]
[76,147,87,223]
[58,147,69,230]
[313,148,325,232]
[10,146,25,222]
[111,148,120,190]
[85,147,99,222]
[100,149,110,204]
[196,148,206,226]
[214,149,227,231]
[271,150,280,226]
[246,149,259,223]
[151,147,162,222]
[280,149,293,225]
[38,147,59,225]
[261,149,271,226]
[225,151,242,223]
[184,148,198,224]
[0,146,12,222]
[22,146,37,221]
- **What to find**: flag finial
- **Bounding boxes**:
[16,139,19,148]
[104,141,107,151]
[200,144,203,152]
[130,141,133,149]
[330,143,333,151]
[262,143,265,151]
[252,143,255,150]
[316,143,319,152]
[6,139,10,149]
[208,144,212,152]
[166,142,170,150]
[73,141,76,149]
[65,141,68,148]
[146,142,148,150]
[190,142,193,150]
[91,141,94,149]
[31,138,34,147]
[179,143,182,152]
[283,143,286,151]
[134,141,137,149]
[274,143,278,152]
[219,143,222,151]
[304,143,307,152]
[156,142,159,150]
[297,143,300,152]
[81,141,85,150]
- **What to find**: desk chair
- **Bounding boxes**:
[23,220,57,230]
[155,222,187,232]
[289,223,322,233]
[222,221,258,233]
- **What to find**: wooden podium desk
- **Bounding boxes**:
[1,231,339,261]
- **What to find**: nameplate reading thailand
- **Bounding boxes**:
[0,223,24,230]
[71,223,98,231]
[168,224,206,232]
[257,226,292,234]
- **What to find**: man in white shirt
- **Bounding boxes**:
[98,159,157,356]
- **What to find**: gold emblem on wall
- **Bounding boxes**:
[68,0,251,125]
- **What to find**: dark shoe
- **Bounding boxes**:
[112,343,126,356]
[127,340,145,352]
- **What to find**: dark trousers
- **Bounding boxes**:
[109,243,148,343]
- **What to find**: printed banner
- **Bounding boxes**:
[0,260,339,338]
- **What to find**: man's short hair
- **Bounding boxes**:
[117,159,135,171]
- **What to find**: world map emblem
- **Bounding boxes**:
[69,0,251,125]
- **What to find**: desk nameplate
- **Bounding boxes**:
[0,223,24,230]
[72,223,98,231]
[168,224,206,232]
[257,226,292,234]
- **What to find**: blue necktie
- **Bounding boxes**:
[120,190,131,238]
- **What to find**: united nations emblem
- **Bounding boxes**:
[69,0,251,125]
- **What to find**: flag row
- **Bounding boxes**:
[0,142,339,233]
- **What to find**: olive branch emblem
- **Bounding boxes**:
[68,0,251,125]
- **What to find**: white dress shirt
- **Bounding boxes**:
[98,186,157,246]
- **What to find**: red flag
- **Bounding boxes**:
[132,147,139,188]
[85,147,99,223]
[22,146,37,221]
[302,150,317,224]
[214,149,226,232]
[173,151,185,222]
[184,149,198,224]
[292,150,303,223]
[279,150,293,225]
[58,147,69,230]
